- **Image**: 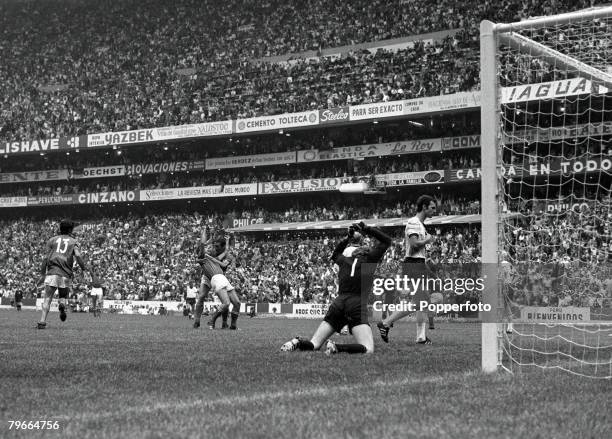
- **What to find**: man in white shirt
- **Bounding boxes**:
[377,195,437,344]
[185,281,198,319]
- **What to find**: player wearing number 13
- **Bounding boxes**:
[37,220,88,329]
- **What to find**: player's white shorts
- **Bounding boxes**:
[90,287,103,299]
[211,274,234,293]
[44,275,71,289]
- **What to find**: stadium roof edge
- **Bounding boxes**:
[227,214,505,233]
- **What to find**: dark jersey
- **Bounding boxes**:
[91,274,103,288]
[197,242,225,280]
[14,291,23,302]
[332,234,390,296]
[45,234,79,278]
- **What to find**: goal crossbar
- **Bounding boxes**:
[495,6,612,33]
[498,32,612,90]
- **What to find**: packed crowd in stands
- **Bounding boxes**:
[502,192,612,307]
[0,0,602,142]
[233,197,481,223]
[507,196,612,264]
[0,151,481,197]
[0,205,484,303]
[1,195,609,308]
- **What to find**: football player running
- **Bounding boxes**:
[281,222,392,355]
[37,220,88,329]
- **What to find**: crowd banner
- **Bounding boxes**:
[519,306,591,322]
[532,156,612,176]
[75,190,138,204]
[297,138,442,163]
[0,138,61,155]
[206,151,296,170]
[318,106,350,124]
[0,196,27,207]
[231,217,264,228]
[235,111,319,133]
[102,300,192,313]
[27,195,74,206]
[36,300,331,317]
[446,166,525,182]
[0,169,70,184]
[154,121,232,139]
[529,198,596,214]
[504,122,612,144]
[376,170,444,186]
[441,135,481,151]
[447,155,612,182]
[125,160,205,175]
[420,91,481,113]
[140,183,257,201]
[290,303,330,318]
[350,101,405,121]
[501,78,609,104]
[71,161,207,179]
[73,165,126,179]
[446,168,483,182]
[86,121,232,148]
[258,177,344,194]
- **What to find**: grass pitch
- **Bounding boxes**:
[0,310,610,439]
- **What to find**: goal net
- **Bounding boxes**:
[480,6,612,378]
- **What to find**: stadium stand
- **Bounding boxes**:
[0,215,481,303]
[0,0,599,142]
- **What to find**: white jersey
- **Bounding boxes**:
[404,215,428,259]
[90,287,103,298]
[186,286,198,299]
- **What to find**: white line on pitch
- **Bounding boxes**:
[54,370,488,424]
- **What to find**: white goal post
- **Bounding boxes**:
[480,6,612,376]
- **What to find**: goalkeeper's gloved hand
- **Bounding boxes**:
[352,221,368,234]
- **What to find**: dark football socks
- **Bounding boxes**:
[296,340,315,351]
[194,302,204,324]
[229,311,239,329]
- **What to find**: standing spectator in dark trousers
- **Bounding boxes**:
[14,290,23,311]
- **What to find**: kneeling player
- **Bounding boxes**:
[281,222,392,355]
